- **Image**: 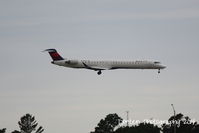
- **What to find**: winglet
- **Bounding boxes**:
[43,49,64,61]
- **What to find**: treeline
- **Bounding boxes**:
[0,114,44,133]
[1,113,199,133]
[91,113,199,133]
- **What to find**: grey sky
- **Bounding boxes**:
[0,0,199,133]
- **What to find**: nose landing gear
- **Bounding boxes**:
[158,69,160,73]
[97,70,102,75]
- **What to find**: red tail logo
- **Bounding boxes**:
[44,49,64,61]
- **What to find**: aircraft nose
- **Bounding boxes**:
[161,65,166,69]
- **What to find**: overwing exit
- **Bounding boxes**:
[43,49,166,75]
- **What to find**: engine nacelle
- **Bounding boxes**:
[65,60,78,65]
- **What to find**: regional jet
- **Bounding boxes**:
[44,49,166,75]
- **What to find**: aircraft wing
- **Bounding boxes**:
[82,62,112,71]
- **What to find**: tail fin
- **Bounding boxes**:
[43,49,64,61]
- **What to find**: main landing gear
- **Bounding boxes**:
[158,69,160,74]
[97,70,102,75]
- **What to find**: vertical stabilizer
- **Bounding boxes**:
[44,49,64,61]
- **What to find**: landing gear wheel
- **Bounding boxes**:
[158,69,160,73]
[97,71,102,75]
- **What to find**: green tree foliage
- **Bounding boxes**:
[11,130,21,133]
[162,113,199,133]
[17,114,44,133]
[115,123,161,133]
[91,113,123,133]
[92,113,199,133]
[0,128,6,133]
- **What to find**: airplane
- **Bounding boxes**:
[44,49,166,75]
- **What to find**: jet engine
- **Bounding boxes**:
[65,60,78,65]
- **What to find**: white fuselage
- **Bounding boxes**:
[44,49,166,75]
[52,59,166,70]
